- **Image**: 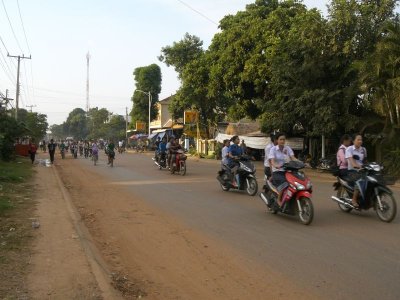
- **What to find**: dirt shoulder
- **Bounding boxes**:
[56,155,314,299]
[26,155,105,299]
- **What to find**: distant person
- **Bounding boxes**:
[28,140,37,164]
[48,139,57,164]
[240,139,247,154]
[221,139,230,167]
[264,134,276,179]
[42,140,47,152]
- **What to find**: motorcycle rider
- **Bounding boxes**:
[264,134,276,179]
[107,141,116,165]
[336,134,352,178]
[269,133,297,206]
[345,134,367,208]
[168,137,182,168]
[227,136,243,188]
[158,137,167,164]
[154,137,161,159]
[221,139,230,168]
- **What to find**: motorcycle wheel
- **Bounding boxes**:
[179,161,186,176]
[246,177,258,196]
[337,188,352,213]
[298,197,314,225]
[220,182,230,191]
[375,192,397,223]
[170,166,175,174]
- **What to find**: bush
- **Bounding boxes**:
[383,149,400,178]
[0,115,25,161]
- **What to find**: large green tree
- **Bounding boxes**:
[65,108,88,139]
[130,64,162,129]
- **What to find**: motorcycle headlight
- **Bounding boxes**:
[294,181,305,190]
[306,181,312,190]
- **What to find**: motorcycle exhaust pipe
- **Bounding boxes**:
[331,196,352,207]
[260,192,270,207]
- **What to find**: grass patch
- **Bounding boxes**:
[0,157,35,299]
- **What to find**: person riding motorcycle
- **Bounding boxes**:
[269,133,297,207]
[158,137,167,160]
[264,134,277,180]
[345,134,367,208]
[336,134,352,178]
[221,139,230,168]
[168,137,182,168]
[107,141,116,164]
[227,136,244,188]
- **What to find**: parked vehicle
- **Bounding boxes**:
[331,162,397,222]
[260,161,314,225]
[217,155,258,196]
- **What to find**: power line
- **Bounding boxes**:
[0,43,16,82]
[0,34,9,53]
[1,0,24,53]
[8,53,31,120]
[176,0,218,26]
[16,0,35,106]
[16,0,30,53]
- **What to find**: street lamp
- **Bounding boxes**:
[135,89,152,135]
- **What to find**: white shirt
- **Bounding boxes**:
[118,141,123,147]
[221,146,229,165]
[345,145,367,170]
[264,142,274,167]
[268,145,294,172]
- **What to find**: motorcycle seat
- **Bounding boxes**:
[338,177,354,191]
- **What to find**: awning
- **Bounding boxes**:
[215,133,303,150]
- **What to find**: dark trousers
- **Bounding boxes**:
[49,151,55,163]
[30,152,36,164]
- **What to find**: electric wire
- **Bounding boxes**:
[1,0,24,53]
[0,47,16,83]
[16,0,35,106]
[176,0,218,26]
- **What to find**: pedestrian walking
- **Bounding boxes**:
[48,139,57,164]
[28,140,37,164]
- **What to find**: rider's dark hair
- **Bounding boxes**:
[230,135,239,142]
[340,134,352,144]
[353,133,362,140]
[275,132,286,140]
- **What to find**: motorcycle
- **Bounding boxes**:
[107,150,115,167]
[259,161,314,225]
[153,151,167,170]
[84,147,89,158]
[217,155,258,196]
[71,146,78,159]
[331,162,397,222]
[79,145,84,157]
[170,149,187,175]
[60,148,65,159]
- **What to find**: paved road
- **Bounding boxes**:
[76,151,400,300]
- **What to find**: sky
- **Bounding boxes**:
[0,0,334,125]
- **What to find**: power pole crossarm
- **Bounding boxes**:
[8,54,32,120]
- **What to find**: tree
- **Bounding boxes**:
[130,64,162,128]
[65,108,88,139]
[104,115,126,141]
[87,107,110,139]
[159,33,204,78]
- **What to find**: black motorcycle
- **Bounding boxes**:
[217,156,258,196]
[153,151,167,170]
[331,162,397,222]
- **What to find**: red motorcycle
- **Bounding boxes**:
[170,149,187,176]
[260,161,314,225]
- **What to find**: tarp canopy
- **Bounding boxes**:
[129,133,148,140]
[215,133,303,150]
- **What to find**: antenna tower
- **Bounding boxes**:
[86,52,90,113]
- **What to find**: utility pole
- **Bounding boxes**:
[0,89,13,113]
[125,107,128,147]
[86,52,90,113]
[8,54,31,120]
[26,104,36,112]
